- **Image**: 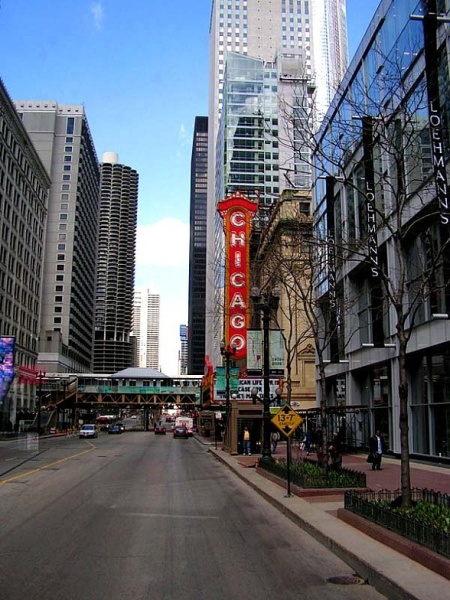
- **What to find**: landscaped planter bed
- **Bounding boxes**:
[258,457,367,489]
[344,487,450,560]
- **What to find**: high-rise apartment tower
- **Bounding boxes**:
[93,152,138,373]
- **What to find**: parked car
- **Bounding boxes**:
[79,424,97,439]
[173,425,189,439]
[116,422,125,432]
[108,424,122,435]
[154,423,167,435]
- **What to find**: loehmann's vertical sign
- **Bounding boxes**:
[217,192,258,361]
[362,116,380,277]
[422,1,450,226]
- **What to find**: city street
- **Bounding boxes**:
[0,432,386,600]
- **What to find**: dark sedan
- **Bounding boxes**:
[154,423,167,435]
[108,424,122,435]
[173,426,189,439]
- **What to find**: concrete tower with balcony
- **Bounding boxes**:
[93,152,138,373]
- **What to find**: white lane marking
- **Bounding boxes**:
[125,513,219,519]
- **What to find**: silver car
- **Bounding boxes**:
[79,424,98,438]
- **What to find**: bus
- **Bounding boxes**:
[96,415,117,431]
[175,416,193,436]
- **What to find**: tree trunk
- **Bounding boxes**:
[398,343,412,508]
[318,359,328,468]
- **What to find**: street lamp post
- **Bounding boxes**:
[251,287,280,460]
[36,370,46,436]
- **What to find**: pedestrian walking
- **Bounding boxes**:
[304,430,313,455]
[328,433,342,471]
[270,430,280,454]
[315,427,324,466]
[369,430,387,470]
[243,426,251,455]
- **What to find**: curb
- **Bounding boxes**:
[210,447,450,600]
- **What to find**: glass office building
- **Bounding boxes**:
[313,0,450,459]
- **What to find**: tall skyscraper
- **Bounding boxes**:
[93,152,138,373]
[205,0,348,365]
[188,116,208,374]
[132,289,160,369]
[15,101,100,373]
[179,324,188,375]
[0,81,51,428]
[311,0,348,120]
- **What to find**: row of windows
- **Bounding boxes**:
[51,125,76,309]
[0,116,48,199]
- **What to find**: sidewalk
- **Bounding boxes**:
[198,437,450,600]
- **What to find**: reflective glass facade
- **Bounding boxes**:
[313,0,450,459]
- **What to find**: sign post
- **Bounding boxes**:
[271,404,303,497]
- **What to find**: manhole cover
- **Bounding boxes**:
[327,575,366,585]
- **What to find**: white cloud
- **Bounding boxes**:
[135,218,190,374]
[90,2,105,29]
[136,218,189,268]
[179,123,187,141]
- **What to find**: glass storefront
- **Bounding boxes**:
[410,351,450,457]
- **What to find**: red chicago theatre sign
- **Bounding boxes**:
[217,192,258,361]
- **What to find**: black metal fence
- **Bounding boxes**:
[293,405,370,452]
[259,458,367,489]
[344,488,450,559]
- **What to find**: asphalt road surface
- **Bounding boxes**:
[0,431,387,600]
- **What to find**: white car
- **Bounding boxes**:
[79,424,98,438]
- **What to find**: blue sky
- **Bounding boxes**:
[0,0,380,374]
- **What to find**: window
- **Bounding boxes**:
[55,285,63,292]
[64,156,72,162]
[64,146,73,152]
[61,194,69,201]
[60,214,68,220]
[56,265,65,271]
[62,184,70,191]
[57,254,65,260]
[55,296,63,303]
[63,165,71,171]
[63,174,70,181]
[65,137,73,143]
[56,275,64,281]
[58,244,66,250]
[53,317,62,324]
[60,204,68,210]
[66,117,75,135]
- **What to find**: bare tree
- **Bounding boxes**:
[252,189,362,465]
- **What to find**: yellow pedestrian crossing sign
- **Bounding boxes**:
[271,403,303,438]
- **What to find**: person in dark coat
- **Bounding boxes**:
[315,427,324,466]
[369,430,387,471]
[304,430,313,455]
[328,433,342,471]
